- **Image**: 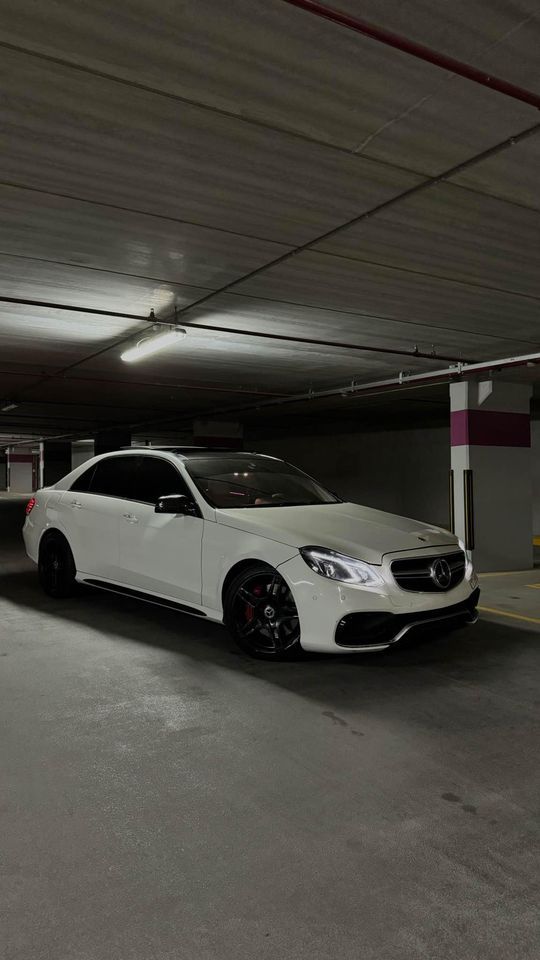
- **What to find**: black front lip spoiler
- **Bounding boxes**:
[335,588,480,649]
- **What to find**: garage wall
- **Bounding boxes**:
[253,416,540,537]
[253,426,451,527]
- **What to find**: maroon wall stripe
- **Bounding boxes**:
[8,454,34,463]
[451,410,531,447]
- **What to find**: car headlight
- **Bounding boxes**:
[458,539,475,579]
[300,546,383,586]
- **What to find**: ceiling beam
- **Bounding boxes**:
[0,295,468,363]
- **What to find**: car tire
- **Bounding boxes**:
[38,533,77,598]
[224,563,302,660]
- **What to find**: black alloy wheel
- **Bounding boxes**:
[38,534,77,598]
[225,564,301,659]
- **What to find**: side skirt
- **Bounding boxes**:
[81,578,207,618]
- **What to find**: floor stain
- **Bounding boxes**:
[322,710,348,728]
[441,792,462,803]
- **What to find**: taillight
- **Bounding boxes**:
[25,497,36,516]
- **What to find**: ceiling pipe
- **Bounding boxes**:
[282,0,540,112]
[129,350,540,431]
[0,295,468,364]
[234,350,540,411]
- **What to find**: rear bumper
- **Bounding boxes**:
[335,588,480,649]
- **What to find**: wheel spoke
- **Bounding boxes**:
[238,617,263,638]
[238,586,257,605]
[49,552,59,589]
[269,576,280,598]
[271,624,283,649]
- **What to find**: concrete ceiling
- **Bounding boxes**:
[0,0,539,444]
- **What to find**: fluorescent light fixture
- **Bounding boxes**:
[121,327,186,363]
[1,402,18,412]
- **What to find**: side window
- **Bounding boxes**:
[70,463,96,492]
[133,457,190,505]
[90,457,135,499]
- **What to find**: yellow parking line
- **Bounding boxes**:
[526,584,540,589]
[479,571,531,578]
[478,606,540,625]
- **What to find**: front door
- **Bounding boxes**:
[117,456,203,606]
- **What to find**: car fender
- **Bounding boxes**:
[202,521,298,613]
[37,493,77,561]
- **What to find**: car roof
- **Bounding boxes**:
[121,446,277,461]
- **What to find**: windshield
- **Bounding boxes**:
[185,456,340,509]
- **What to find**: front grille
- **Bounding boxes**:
[391,551,465,592]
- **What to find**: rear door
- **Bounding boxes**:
[64,456,133,579]
[117,456,203,606]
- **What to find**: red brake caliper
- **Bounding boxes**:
[246,583,263,621]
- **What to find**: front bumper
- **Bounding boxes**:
[335,588,479,649]
[278,551,480,653]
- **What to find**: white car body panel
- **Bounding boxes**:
[215,502,456,563]
[22,448,479,654]
[60,490,122,580]
[117,501,203,606]
[279,552,477,653]
[201,518,298,612]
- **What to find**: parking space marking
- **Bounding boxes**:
[478,571,532,578]
[478,606,540,625]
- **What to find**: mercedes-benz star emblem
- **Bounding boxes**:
[430,558,452,589]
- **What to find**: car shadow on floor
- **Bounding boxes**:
[1,561,539,718]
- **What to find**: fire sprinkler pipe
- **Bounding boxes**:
[282,0,540,112]
[127,350,540,431]
[236,350,540,412]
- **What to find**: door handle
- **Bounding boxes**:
[122,513,139,524]
[70,500,82,509]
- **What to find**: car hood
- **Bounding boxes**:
[216,502,458,565]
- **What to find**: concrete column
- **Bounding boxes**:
[43,441,72,487]
[450,380,533,572]
[0,451,7,490]
[94,429,131,456]
[533,421,540,540]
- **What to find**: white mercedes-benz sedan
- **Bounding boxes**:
[23,447,479,659]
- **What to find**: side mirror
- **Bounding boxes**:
[155,494,199,517]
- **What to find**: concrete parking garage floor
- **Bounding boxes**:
[2,494,540,960]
